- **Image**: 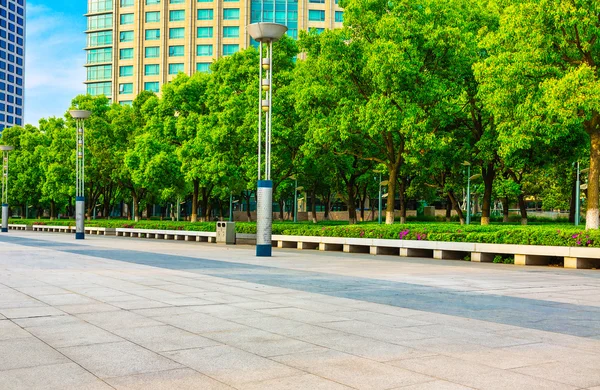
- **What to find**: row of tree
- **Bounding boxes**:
[1,0,598,227]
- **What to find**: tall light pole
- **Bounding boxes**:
[1,145,14,233]
[462,161,471,225]
[248,22,288,257]
[69,110,91,240]
[575,162,581,226]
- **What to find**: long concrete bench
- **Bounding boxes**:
[271,234,600,270]
[115,228,216,243]
[9,224,599,269]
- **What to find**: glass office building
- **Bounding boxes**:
[85,0,342,103]
[0,0,25,131]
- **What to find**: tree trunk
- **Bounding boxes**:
[324,194,331,220]
[586,130,600,229]
[445,195,452,222]
[502,196,509,223]
[346,182,358,225]
[278,199,285,221]
[191,180,199,222]
[386,165,398,224]
[50,200,55,220]
[517,193,528,225]
[311,189,317,223]
[481,164,495,225]
[448,190,465,225]
[132,193,139,222]
[360,184,367,222]
[246,194,252,222]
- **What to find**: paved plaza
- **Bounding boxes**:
[0,232,600,389]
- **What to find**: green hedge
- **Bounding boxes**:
[9,219,598,248]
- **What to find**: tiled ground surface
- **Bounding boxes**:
[0,231,599,389]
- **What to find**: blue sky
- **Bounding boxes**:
[25,0,87,125]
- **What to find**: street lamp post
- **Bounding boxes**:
[69,110,91,240]
[294,177,298,223]
[248,22,288,257]
[1,145,14,233]
[575,162,581,226]
[378,173,382,224]
[462,161,471,225]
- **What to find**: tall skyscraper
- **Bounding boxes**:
[85,0,343,104]
[0,0,25,131]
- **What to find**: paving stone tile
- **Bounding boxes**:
[13,314,81,328]
[78,310,163,331]
[154,312,247,333]
[162,345,301,386]
[26,322,123,348]
[318,320,432,344]
[239,373,353,390]
[0,306,65,319]
[130,305,205,318]
[106,368,234,390]
[232,315,341,339]
[272,349,434,390]
[56,303,120,315]
[0,362,112,390]
[388,380,473,389]
[190,304,267,319]
[257,307,349,323]
[0,337,69,371]
[512,361,600,388]
[36,293,99,306]
[114,325,220,352]
[390,355,577,390]
[204,327,325,357]
[59,341,182,378]
[108,299,170,310]
[0,319,31,340]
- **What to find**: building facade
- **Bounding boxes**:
[0,0,25,131]
[85,0,343,104]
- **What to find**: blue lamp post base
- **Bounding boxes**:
[75,196,85,240]
[1,203,8,233]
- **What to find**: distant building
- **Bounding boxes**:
[84,0,343,104]
[0,0,25,131]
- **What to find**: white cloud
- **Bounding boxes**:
[24,3,87,125]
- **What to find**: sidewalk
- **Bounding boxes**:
[1,232,599,389]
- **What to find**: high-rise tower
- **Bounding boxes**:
[84,0,343,104]
[0,0,25,131]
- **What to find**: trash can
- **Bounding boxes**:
[216,221,236,245]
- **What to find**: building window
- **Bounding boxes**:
[144,82,160,93]
[119,100,133,105]
[169,27,184,39]
[87,81,112,96]
[335,11,343,22]
[197,26,213,38]
[308,10,325,21]
[197,44,213,56]
[222,26,239,38]
[145,29,160,40]
[87,48,112,64]
[169,63,184,74]
[119,65,133,77]
[169,45,184,56]
[120,0,134,6]
[145,11,160,23]
[197,9,213,20]
[88,14,112,30]
[87,65,112,81]
[88,31,113,47]
[170,0,184,3]
[169,10,185,21]
[145,46,160,58]
[120,13,134,25]
[120,30,133,42]
[89,0,113,13]
[146,0,160,4]
[120,48,133,60]
[196,62,210,72]
[145,64,160,75]
[119,83,133,94]
[223,8,239,20]
[222,44,239,56]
